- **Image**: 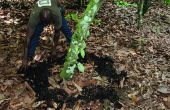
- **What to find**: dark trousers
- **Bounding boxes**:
[28,16,72,58]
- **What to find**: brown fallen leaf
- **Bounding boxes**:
[0,94,6,103]
[51,101,58,109]
[73,82,82,92]
[120,77,125,88]
[157,85,170,94]
[48,77,60,88]
[131,95,138,105]
[61,103,66,110]
[73,100,81,110]
[64,88,78,95]
[25,82,36,97]
[128,91,140,105]
[47,108,55,110]
[75,79,97,88]
[85,100,103,110]
[163,96,170,109]
[32,101,45,108]
[10,100,24,110]
[0,100,10,110]
[22,95,34,107]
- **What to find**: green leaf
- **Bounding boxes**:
[68,48,71,52]
[80,49,85,58]
[66,64,76,74]
[86,30,90,37]
[84,16,92,22]
[95,0,99,3]
[74,45,79,53]
[115,1,137,7]
[82,41,86,49]
[165,0,170,4]
[92,5,98,12]
[77,63,85,73]
[65,13,80,22]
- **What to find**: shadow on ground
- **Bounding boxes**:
[17,53,127,109]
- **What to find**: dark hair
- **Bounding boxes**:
[39,8,52,24]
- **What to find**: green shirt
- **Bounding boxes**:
[28,0,62,30]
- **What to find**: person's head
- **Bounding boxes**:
[39,8,53,25]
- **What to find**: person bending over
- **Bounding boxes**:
[22,0,72,68]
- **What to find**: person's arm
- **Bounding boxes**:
[56,0,65,15]
[51,11,62,56]
[51,27,60,56]
[23,25,35,66]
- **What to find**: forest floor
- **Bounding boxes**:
[0,0,170,110]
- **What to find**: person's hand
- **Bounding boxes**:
[22,58,28,69]
[59,5,65,15]
[17,58,29,74]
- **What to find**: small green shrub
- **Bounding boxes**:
[66,12,102,25]
[164,0,170,5]
[65,12,80,23]
[114,0,137,7]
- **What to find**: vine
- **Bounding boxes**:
[60,0,102,79]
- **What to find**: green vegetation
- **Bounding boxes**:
[65,12,80,23]
[164,0,170,5]
[114,0,137,7]
[66,12,102,25]
[60,0,102,79]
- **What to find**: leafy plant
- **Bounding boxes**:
[137,0,144,29]
[92,19,102,25]
[130,36,146,51]
[164,0,170,5]
[65,12,80,23]
[79,0,85,6]
[139,35,146,52]
[66,12,102,25]
[60,0,102,79]
[114,0,137,7]
[131,38,139,49]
